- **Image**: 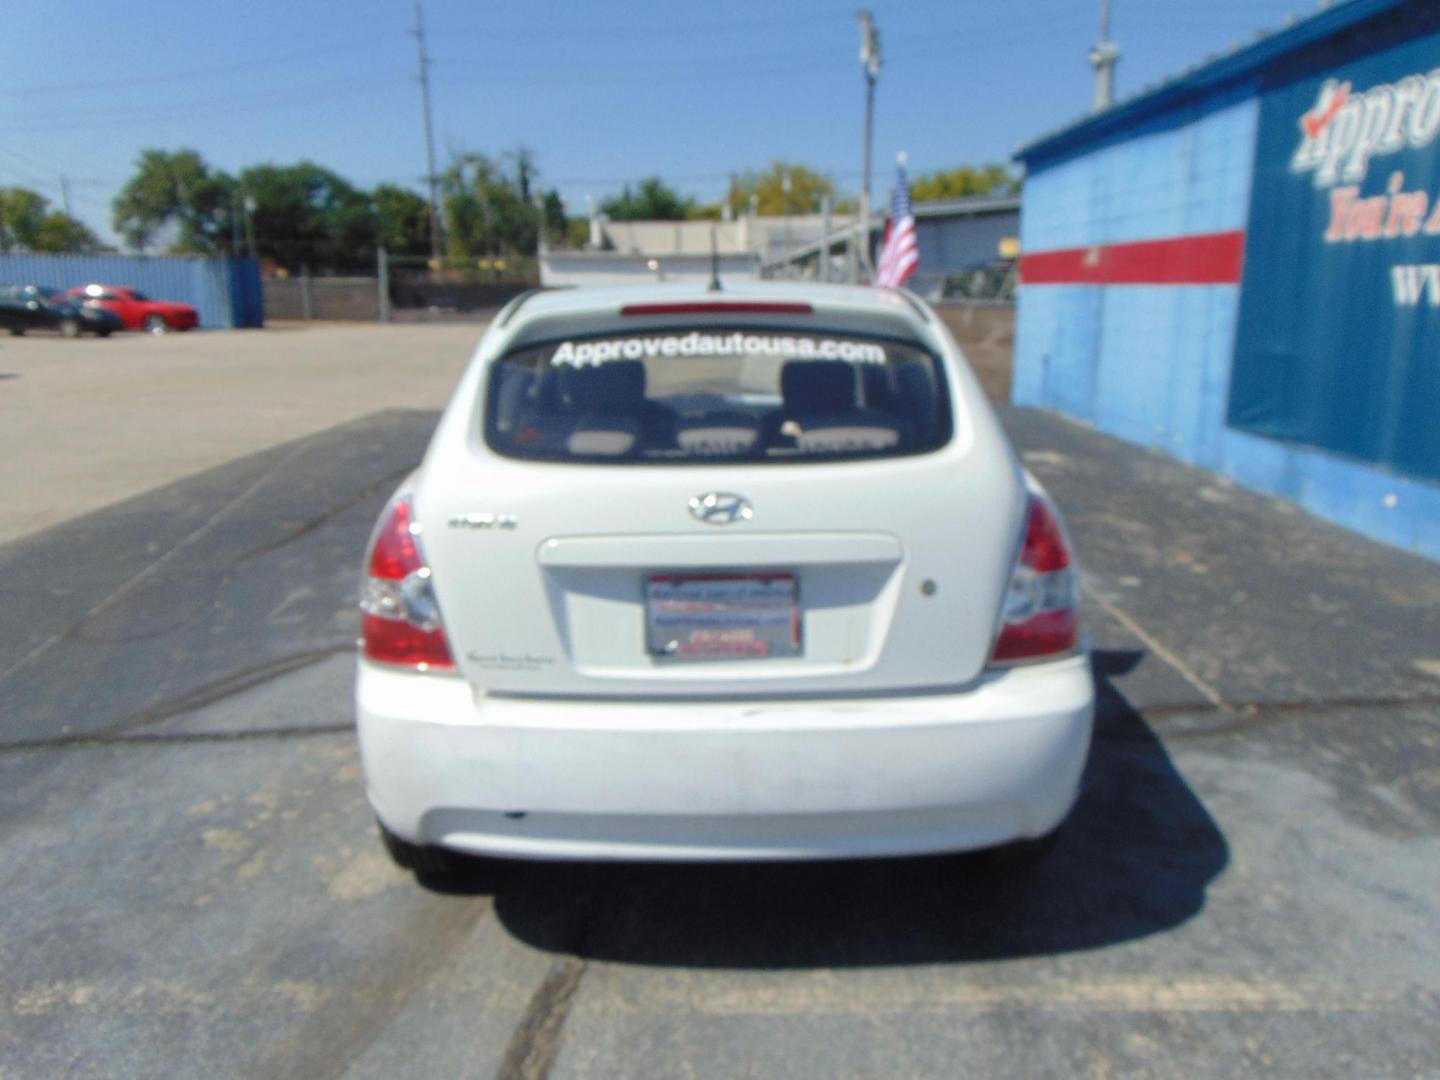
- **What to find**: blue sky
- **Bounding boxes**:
[2,0,1323,245]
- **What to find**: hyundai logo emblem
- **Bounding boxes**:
[688,492,753,525]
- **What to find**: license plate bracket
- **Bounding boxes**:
[645,573,800,661]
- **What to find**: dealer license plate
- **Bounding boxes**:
[646,573,801,660]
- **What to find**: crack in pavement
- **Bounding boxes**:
[0,436,409,679]
[491,877,609,1080]
[0,438,316,689]
[495,956,589,1080]
[227,461,414,570]
[1083,581,1231,712]
[0,643,355,753]
[1138,692,1440,737]
[40,462,409,650]
[0,721,356,754]
[243,893,494,1080]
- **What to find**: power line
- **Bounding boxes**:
[428,15,1091,77]
[0,40,389,97]
[0,73,402,126]
[427,24,1090,90]
[428,8,839,41]
[0,77,399,133]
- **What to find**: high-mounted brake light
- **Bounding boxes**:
[620,302,813,316]
[360,497,455,671]
[990,495,1079,664]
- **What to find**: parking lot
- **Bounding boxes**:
[2,324,1438,1078]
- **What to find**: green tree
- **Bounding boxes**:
[34,213,102,253]
[564,217,592,249]
[600,177,693,221]
[909,164,1021,202]
[112,149,235,253]
[440,149,563,257]
[539,190,567,246]
[236,161,375,272]
[726,162,835,216]
[0,187,49,251]
[0,187,102,253]
[372,184,431,257]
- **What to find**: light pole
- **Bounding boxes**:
[856,9,881,283]
[782,169,792,271]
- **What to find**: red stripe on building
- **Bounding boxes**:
[1019,230,1246,285]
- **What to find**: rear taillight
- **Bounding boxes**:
[360,497,455,671]
[990,495,1079,664]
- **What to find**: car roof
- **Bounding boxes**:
[510,281,929,325]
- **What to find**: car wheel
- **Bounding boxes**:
[59,318,81,339]
[8,328,23,337]
[376,820,500,890]
[97,328,113,338]
[144,314,169,335]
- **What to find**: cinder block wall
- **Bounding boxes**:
[1013,93,1440,559]
[1014,94,1258,463]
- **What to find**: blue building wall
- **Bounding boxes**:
[1014,87,1440,560]
[0,254,263,329]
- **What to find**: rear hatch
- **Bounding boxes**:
[417,305,1026,697]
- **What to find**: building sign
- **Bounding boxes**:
[1229,25,1440,483]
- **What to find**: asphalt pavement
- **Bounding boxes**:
[1,399,1437,1078]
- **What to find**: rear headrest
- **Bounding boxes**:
[895,360,937,427]
[556,360,647,412]
[781,360,858,414]
[861,363,898,410]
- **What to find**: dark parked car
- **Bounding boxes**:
[0,285,123,338]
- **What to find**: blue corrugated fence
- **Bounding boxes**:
[0,253,263,329]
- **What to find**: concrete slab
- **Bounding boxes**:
[0,323,478,542]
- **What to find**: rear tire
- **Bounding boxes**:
[8,328,23,336]
[379,821,455,876]
[59,318,80,339]
[144,314,169,335]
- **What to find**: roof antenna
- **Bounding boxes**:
[708,224,723,292]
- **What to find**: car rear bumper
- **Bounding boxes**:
[356,654,1094,861]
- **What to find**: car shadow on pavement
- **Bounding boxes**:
[452,650,1229,968]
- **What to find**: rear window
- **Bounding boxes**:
[484,328,952,463]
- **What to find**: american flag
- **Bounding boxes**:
[874,159,919,288]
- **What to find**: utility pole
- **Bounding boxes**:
[243,195,257,260]
[856,10,881,283]
[59,174,73,219]
[412,0,444,269]
[1090,0,1120,111]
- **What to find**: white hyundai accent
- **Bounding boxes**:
[356,283,1093,878]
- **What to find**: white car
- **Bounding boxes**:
[357,283,1093,878]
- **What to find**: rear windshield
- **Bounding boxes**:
[484,328,952,463]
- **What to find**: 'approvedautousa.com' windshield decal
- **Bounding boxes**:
[551,333,887,367]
